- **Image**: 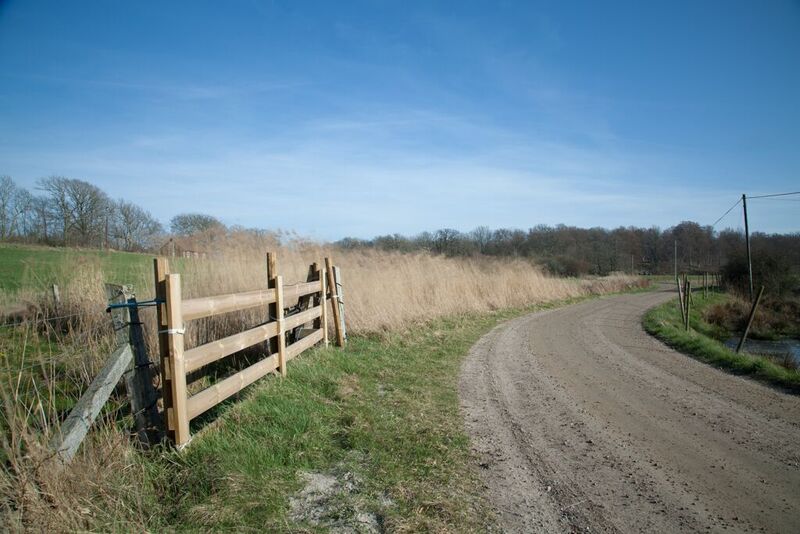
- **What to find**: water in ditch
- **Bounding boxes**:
[724,337,800,367]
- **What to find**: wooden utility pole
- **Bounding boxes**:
[742,193,754,300]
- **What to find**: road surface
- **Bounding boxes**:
[460,286,800,533]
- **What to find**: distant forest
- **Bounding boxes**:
[337,224,800,280]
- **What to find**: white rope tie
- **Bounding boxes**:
[159,327,185,335]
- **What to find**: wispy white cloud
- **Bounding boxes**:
[7,104,790,238]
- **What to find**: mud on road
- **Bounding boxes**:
[460,287,800,533]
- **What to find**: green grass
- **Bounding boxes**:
[643,291,800,391]
[0,243,153,292]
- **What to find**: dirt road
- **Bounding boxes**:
[460,286,800,533]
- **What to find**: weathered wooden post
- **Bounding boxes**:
[51,284,60,314]
[106,284,162,446]
[676,277,686,326]
[48,286,137,465]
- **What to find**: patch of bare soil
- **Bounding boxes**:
[289,461,388,533]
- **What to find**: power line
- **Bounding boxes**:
[711,198,742,228]
[747,191,800,199]
[749,196,800,202]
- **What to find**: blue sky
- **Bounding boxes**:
[1,1,798,239]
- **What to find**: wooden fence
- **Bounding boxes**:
[50,253,345,460]
[155,253,342,447]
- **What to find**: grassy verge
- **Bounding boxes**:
[643,292,800,391]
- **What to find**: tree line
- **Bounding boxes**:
[337,223,800,280]
[0,175,164,251]
[0,176,237,252]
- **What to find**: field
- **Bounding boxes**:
[0,244,152,292]
[0,242,647,530]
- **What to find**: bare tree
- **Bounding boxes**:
[112,199,163,251]
[170,213,224,236]
[0,176,35,240]
[38,176,111,246]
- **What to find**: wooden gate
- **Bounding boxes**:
[154,254,341,447]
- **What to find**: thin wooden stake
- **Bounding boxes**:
[325,257,345,347]
[164,273,190,446]
[684,280,691,331]
[676,277,686,326]
[736,286,765,353]
[333,265,347,342]
[275,275,287,377]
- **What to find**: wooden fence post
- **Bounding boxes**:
[736,286,765,353]
[123,287,162,445]
[154,258,176,443]
[267,252,278,355]
[164,273,190,446]
[51,284,60,314]
[275,275,287,377]
[105,284,162,446]
[320,270,329,347]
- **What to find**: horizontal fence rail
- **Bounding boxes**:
[156,254,342,447]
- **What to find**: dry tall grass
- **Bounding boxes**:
[1,241,646,530]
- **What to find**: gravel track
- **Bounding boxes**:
[460,286,800,533]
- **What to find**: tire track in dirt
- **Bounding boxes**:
[460,287,800,533]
